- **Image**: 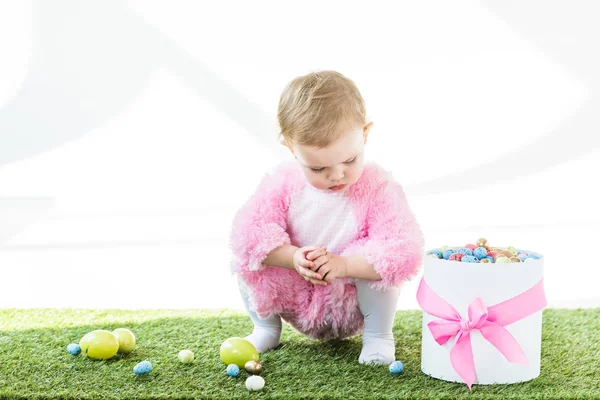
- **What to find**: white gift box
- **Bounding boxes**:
[420,250,545,385]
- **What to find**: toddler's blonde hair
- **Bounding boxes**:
[277,70,366,148]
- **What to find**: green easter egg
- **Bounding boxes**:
[220,337,259,367]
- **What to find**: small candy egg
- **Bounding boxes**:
[496,257,511,264]
[457,248,473,256]
[473,247,487,259]
[461,255,479,263]
[443,249,456,260]
[448,253,464,261]
[465,244,477,251]
[485,256,495,263]
[389,360,404,374]
[480,258,490,263]
[133,361,153,375]
[476,238,488,248]
[517,252,528,258]
[510,257,521,263]
[245,375,265,391]
[488,251,498,258]
[244,360,263,375]
[507,246,518,256]
[178,350,194,364]
[226,364,240,377]
[427,250,443,259]
[67,344,81,355]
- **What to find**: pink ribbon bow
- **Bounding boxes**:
[416,278,547,389]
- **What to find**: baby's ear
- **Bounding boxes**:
[363,121,374,144]
[280,139,295,155]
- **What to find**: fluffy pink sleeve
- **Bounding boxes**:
[229,166,293,273]
[342,178,424,290]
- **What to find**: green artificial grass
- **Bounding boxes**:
[0,309,599,399]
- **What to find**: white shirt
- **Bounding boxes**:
[287,183,359,254]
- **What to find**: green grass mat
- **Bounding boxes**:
[0,309,598,399]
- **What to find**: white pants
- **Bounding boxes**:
[239,279,400,340]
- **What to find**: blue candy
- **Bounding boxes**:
[226,364,240,377]
[66,344,81,355]
[389,360,404,375]
[527,254,540,260]
[427,250,443,259]
[133,361,153,375]
[473,247,487,259]
[457,248,473,256]
[461,255,479,263]
[443,249,456,260]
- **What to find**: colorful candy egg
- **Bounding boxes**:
[449,253,464,261]
[245,360,263,375]
[443,249,456,260]
[473,247,487,259]
[461,255,479,263]
[465,244,477,251]
[476,238,488,248]
[427,250,443,259]
[457,248,473,256]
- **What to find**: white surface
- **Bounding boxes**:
[0,1,599,309]
[421,255,544,385]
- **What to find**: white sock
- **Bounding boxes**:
[244,325,282,354]
[358,333,395,365]
[239,283,282,353]
[355,279,400,365]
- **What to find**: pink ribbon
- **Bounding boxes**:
[416,278,547,390]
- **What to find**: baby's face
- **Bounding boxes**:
[291,124,371,193]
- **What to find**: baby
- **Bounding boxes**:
[229,70,424,365]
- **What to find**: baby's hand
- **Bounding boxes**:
[309,249,348,283]
[306,246,328,266]
[293,246,327,286]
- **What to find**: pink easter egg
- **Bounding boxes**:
[465,244,477,251]
[449,253,464,261]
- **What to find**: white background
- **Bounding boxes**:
[1,1,598,310]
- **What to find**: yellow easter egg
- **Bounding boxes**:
[220,337,259,367]
[112,328,136,353]
[79,330,119,360]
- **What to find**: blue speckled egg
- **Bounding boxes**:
[457,248,473,256]
[133,361,153,375]
[67,344,81,355]
[443,249,456,260]
[389,360,404,374]
[473,247,487,259]
[427,250,443,259]
[226,364,240,377]
[461,255,479,263]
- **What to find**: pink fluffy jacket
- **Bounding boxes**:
[229,160,424,340]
